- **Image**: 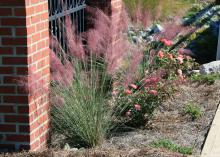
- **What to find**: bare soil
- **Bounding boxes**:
[1,81,219,157]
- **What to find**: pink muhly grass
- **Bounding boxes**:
[65,17,85,60]
[157,22,183,41]
[123,48,144,87]
[17,69,49,99]
[50,50,74,87]
[156,22,196,41]
[52,95,65,107]
[133,3,152,28]
[86,7,129,75]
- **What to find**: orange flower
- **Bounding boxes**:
[167,53,173,60]
[158,51,164,59]
[124,89,132,95]
[130,84,138,89]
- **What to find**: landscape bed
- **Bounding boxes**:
[1,0,220,157]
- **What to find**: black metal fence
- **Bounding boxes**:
[48,0,86,49]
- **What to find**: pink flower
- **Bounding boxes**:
[179,75,185,80]
[177,69,185,80]
[144,77,159,84]
[144,77,160,89]
[126,110,131,117]
[134,104,141,111]
[144,78,151,84]
[160,38,173,46]
[148,90,158,96]
[177,69,183,76]
[167,53,174,60]
[164,40,173,46]
[130,84,138,89]
[158,51,164,59]
[112,90,117,96]
[124,89,132,95]
[186,56,192,60]
[177,55,184,64]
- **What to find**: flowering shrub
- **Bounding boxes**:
[112,36,198,127]
[113,75,164,127]
[148,39,197,81]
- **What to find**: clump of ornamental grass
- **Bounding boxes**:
[50,8,137,148]
[51,54,113,147]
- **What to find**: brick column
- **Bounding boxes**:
[87,0,124,45]
[0,0,50,152]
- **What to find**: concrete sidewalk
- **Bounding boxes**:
[201,101,220,157]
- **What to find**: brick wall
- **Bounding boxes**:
[0,0,50,152]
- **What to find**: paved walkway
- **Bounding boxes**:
[201,101,220,157]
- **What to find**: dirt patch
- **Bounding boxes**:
[0,148,186,157]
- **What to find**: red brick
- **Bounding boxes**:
[4,115,29,123]
[0,47,13,55]
[1,18,26,26]
[0,144,15,151]
[0,67,14,74]
[2,37,27,45]
[0,106,15,113]
[15,28,27,36]
[3,76,21,84]
[16,67,28,75]
[0,124,16,132]
[0,86,15,94]
[19,125,30,133]
[18,106,29,114]
[3,96,28,104]
[2,57,28,65]
[6,134,30,142]
[0,28,12,36]
[0,1,25,6]
[14,8,26,16]
[16,47,28,55]
[0,8,12,16]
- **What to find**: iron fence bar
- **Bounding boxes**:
[49,4,86,21]
[49,0,86,51]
